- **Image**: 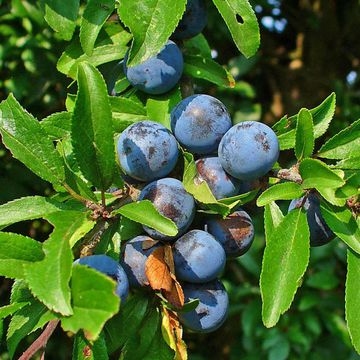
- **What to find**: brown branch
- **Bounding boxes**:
[79,220,108,257]
[18,319,59,360]
[101,190,106,209]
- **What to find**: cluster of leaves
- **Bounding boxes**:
[0,0,262,359]
[256,94,360,354]
[0,0,359,360]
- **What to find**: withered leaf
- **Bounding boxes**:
[164,276,185,309]
[164,244,175,274]
[161,308,188,360]
[145,247,172,292]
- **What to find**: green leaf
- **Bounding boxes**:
[72,62,115,190]
[0,196,76,229]
[63,162,99,203]
[183,162,218,205]
[0,303,29,320]
[295,108,314,160]
[122,307,164,359]
[41,111,72,140]
[7,299,56,359]
[42,0,79,40]
[317,187,347,207]
[264,202,284,240]
[183,34,212,58]
[66,94,77,111]
[212,0,260,58]
[80,0,115,56]
[113,201,178,237]
[139,322,174,360]
[260,208,310,327]
[321,201,360,255]
[183,55,235,88]
[53,211,95,248]
[217,189,259,207]
[334,157,360,170]
[335,172,360,199]
[105,293,149,354]
[73,331,109,360]
[0,94,65,185]
[306,270,339,290]
[61,265,120,341]
[24,211,90,316]
[57,25,132,79]
[257,183,305,207]
[346,250,360,355]
[182,151,258,216]
[299,158,345,190]
[110,96,147,133]
[274,93,336,150]
[318,118,360,160]
[146,87,182,129]
[117,0,187,66]
[268,338,290,360]
[0,232,44,279]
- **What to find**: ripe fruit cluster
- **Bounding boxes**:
[73,0,333,335]
[74,0,282,333]
[113,90,278,331]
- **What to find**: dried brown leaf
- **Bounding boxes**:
[161,308,187,360]
[145,247,172,292]
[164,244,175,274]
[164,276,185,309]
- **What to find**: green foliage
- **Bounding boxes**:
[183,54,235,88]
[61,265,120,341]
[274,92,336,150]
[80,0,115,56]
[0,94,65,185]
[260,208,310,327]
[72,62,115,190]
[0,232,44,279]
[113,200,178,237]
[42,0,80,40]
[346,251,360,354]
[295,108,314,160]
[117,0,187,66]
[321,203,360,255]
[318,118,360,159]
[57,23,132,79]
[299,158,345,190]
[0,1,359,359]
[212,0,260,58]
[183,151,258,217]
[257,183,305,206]
[73,332,108,359]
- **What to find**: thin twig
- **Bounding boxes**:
[62,183,93,206]
[101,190,106,209]
[79,220,108,257]
[18,319,59,360]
